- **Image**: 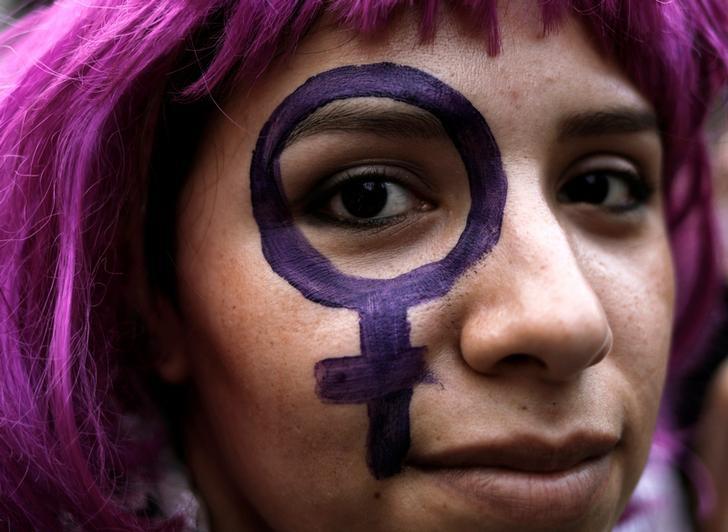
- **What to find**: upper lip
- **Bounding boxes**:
[407,433,619,473]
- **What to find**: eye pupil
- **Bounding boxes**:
[341,180,389,218]
[561,173,609,204]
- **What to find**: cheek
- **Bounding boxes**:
[177,234,362,443]
[581,232,675,417]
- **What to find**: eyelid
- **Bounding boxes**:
[562,154,654,196]
[300,164,436,232]
[556,152,657,214]
[306,163,435,209]
[561,153,653,189]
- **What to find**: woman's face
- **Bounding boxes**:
[163,4,674,531]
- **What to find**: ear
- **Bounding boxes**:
[144,294,191,384]
[126,238,190,383]
[124,198,190,383]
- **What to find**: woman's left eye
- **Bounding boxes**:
[557,169,652,212]
[310,168,431,227]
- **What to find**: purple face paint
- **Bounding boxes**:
[250,63,506,478]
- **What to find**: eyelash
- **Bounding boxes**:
[557,166,654,213]
[306,166,432,229]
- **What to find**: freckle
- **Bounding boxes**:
[520,405,528,411]
[373,492,381,500]
[551,401,557,407]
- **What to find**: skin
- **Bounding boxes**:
[155,3,675,531]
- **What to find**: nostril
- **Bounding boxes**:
[497,353,547,371]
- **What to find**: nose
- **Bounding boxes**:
[458,205,612,383]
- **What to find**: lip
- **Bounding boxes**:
[407,434,618,525]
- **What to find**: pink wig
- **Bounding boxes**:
[0,1,726,529]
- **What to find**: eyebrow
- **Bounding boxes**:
[285,99,447,146]
[285,100,659,147]
[557,108,660,141]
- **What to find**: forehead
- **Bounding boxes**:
[225,3,652,142]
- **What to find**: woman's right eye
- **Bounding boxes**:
[310,167,432,227]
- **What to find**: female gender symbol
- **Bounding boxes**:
[250,63,506,478]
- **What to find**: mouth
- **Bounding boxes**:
[406,433,619,525]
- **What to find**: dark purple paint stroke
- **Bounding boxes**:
[367,389,413,478]
[249,63,506,479]
[315,309,426,403]
[315,306,425,477]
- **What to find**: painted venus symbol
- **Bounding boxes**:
[250,63,506,478]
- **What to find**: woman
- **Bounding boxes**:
[1,1,726,530]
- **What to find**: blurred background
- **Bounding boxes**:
[0,0,50,19]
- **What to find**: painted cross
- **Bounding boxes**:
[315,309,426,477]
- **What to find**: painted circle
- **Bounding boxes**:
[250,62,506,311]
